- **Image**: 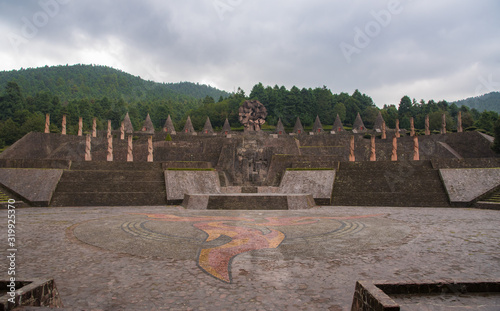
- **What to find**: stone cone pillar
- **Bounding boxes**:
[391,136,398,161]
[349,135,355,162]
[85,134,92,161]
[62,115,67,135]
[381,121,386,140]
[78,117,83,136]
[147,136,154,162]
[92,118,97,138]
[425,115,430,135]
[395,119,400,138]
[370,136,376,161]
[45,114,50,133]
[413,135,420,161]
[410,117,415,136]
[127,135,133,162]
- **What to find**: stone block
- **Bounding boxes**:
[280,170,335,205]
[165,170,220,203]
[439,168,500,204]
[0,169,63,206]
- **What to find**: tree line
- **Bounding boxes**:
[1,80,499,150]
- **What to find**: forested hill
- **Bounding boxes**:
[0,64,230,103]
[453,92,500,113]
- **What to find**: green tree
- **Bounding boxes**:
[492,118,500,153]
[398,95,412,117]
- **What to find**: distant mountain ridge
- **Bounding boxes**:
[0,64,230,103]
[453,92,500,113]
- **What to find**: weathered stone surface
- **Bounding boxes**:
[0,168,63,206]
[165,170,220,203]
[439,168,500,204]
[280,170,335,205]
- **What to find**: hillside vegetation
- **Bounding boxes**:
[0,64,499,150]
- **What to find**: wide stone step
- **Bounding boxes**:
[59,170,164,182]
[70,161,162,171]
[50,192,167,207]
[54,181,166,193]
[332,193,450,207]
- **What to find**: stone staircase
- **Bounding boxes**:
[480,189,500,203]
[332,161,450,207]
[50,162,167,207]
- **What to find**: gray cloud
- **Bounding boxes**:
[1,0,499,106]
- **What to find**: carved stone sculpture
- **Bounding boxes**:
[127,135,133,162]
[78,117,83,136]
[147,136,154,162]
[370,136,376,162]
[107,134,113,162]
[441,114,446,134]
[238,100,267,131]
[395,119,400,138]
[413,135,420,161]
[120,122,125,140]
[45,114,50,133]
[381,121,386,140]
[425,114,430,135]
[457,111,463,133]
[85,134,91,161]
[62,115,67,135]
[92,118,97,138]
[349,135,355,162]
[391,136,397,161]
[410,117,415,136]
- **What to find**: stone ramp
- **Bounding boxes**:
[332,161,450,207]
[50,162,167,207]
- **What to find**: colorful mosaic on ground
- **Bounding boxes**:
[125,213,382,283]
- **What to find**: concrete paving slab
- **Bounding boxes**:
[1,205,499,310]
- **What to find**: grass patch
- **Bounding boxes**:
[166,168,215,171]
[286,168,335,171]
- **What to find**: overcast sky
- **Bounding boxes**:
[1,0,499,107]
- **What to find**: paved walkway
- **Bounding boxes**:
[2,205,499,310]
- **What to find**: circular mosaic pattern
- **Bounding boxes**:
[73,212,410,283]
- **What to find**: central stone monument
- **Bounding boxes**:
[238,100,267,132]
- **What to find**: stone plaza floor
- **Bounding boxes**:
[1,205,499,310]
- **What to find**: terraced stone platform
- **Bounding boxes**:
[332,161,451,207]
